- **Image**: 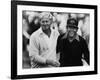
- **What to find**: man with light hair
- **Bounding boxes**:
[29,12,60,68]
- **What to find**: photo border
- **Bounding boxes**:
[11,1,97,79]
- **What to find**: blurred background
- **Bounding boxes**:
[22,10,90,68]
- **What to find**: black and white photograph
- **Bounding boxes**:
[11,1,97,79]
[22,11,90,68]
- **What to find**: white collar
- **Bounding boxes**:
[39,27,53,37]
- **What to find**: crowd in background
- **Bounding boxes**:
[22,11,90,68]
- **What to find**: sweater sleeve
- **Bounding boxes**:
[29,35,46,65]
[81,37,90,65]
[56,36,62,53]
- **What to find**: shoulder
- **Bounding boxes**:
[57,34,65,42]
[52,29,59,37]
[79,35,84,40]
[78,35,86,43]
[30,29,40,40]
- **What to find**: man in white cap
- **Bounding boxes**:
[29,12,60,68]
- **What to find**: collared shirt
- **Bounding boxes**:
[29,27,59,68]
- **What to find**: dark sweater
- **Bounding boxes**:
[56,35,90,67]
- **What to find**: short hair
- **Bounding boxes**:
[39,12,53,21]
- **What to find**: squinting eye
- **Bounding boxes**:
[41,21,48,23]
[46,21,48,23]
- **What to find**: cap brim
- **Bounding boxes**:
[67,24,78,29]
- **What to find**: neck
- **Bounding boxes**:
[43,28,51,37]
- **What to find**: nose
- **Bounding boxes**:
[44,22,47,25]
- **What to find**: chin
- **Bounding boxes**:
[69,33,75,37]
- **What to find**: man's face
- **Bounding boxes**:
[67,26,78,38]
[40,18,51,30]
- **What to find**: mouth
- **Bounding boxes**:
[42,25,50,30]
[68,31,75,36]
[42,24,49,26]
